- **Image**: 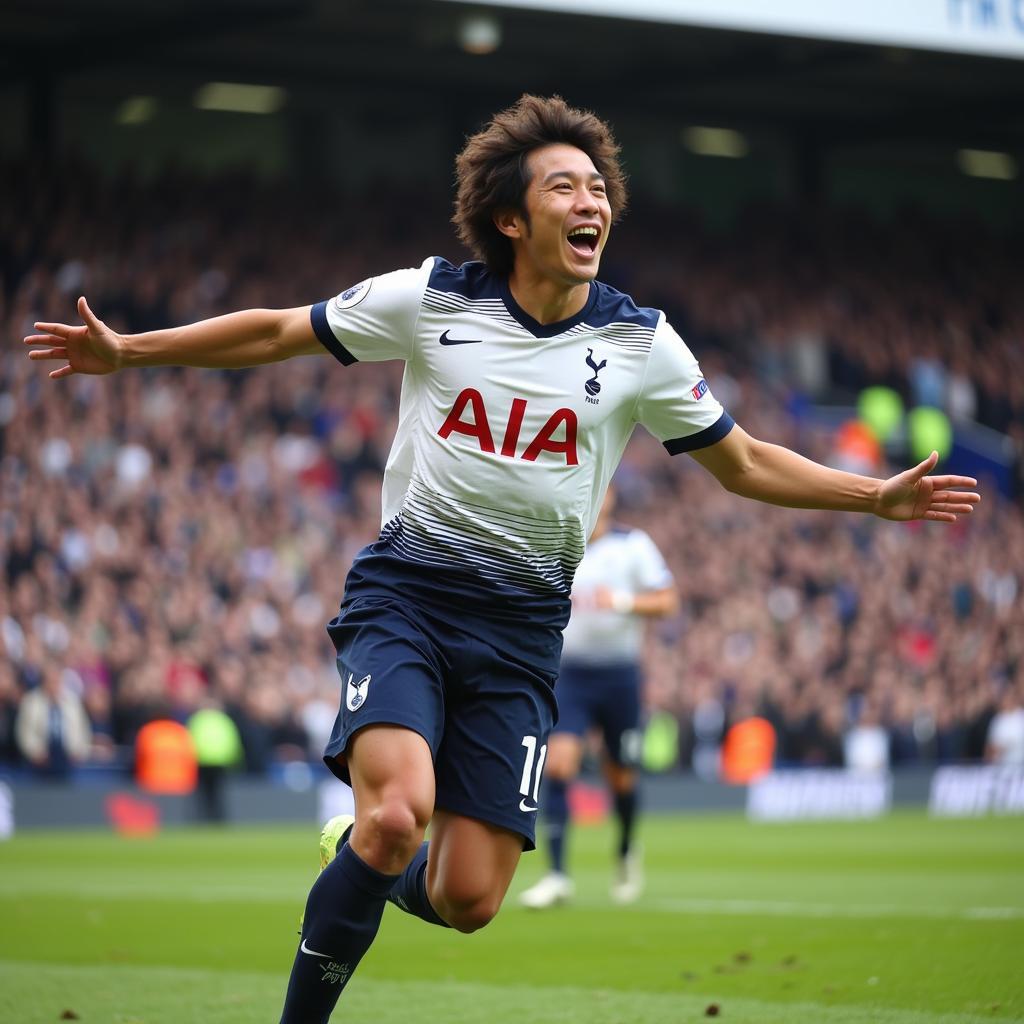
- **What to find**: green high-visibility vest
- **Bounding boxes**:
[187,709,243,767]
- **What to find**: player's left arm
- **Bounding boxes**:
[629,585,679,617]
[593,530,680,617]
[689,423,980,523]
[593,583,677,616]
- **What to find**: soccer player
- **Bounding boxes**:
[520,485,677,909]
[25,95,980,1024]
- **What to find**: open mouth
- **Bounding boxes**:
[566,226,599,257]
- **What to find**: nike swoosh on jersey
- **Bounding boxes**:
[300,939,336,960]
[439,330,484,346]
[519,799,539,813]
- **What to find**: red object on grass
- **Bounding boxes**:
[567,781,610,823]
[105,793,161,837]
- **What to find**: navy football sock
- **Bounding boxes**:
[279,844,398,1024]
[387,841,450,927]
[544,778,570,874]
[613,788,638,859]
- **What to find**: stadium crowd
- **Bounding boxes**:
[2,160,1022,779]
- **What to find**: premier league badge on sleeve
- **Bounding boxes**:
[334,278,372,310]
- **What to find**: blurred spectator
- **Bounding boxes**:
[985,687,1024,766]
[14,664,92,778]
[719,708,776,784]
[0,663,22,767]
[81,683,117,762]
[188,700,244,822]
[799,698,845,769]
[135,718,197,794]
[843,697,890,774]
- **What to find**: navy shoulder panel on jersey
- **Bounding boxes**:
[427,258,504,301]
[588,281,661,330]
[426,259,660,337]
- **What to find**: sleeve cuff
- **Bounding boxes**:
[310,301,358,366]
[663,411,735,455]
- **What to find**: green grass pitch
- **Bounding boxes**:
[0,810,1021,1023]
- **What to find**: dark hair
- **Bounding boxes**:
[453,94,628,274]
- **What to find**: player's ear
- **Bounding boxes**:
[493,208,524,240]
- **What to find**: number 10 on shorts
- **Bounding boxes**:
[519,735,548,810]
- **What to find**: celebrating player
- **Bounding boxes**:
[520,485,678,909]
[25,95,980,1024]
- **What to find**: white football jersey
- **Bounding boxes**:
[561,526,673,663]
[312,258,730,641]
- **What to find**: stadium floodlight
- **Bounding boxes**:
[193,82,286,115]
[115,96,157,126]
[956,148,1017,181]
[458,13,502,54]
[681,126,749,158]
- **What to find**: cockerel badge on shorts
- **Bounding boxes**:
[345,672,372,712]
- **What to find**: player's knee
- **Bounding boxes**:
[431,873,505,933]
[361,799,427,863]
[442,893,501,934]
[544,737,582,780]
[607,766,638,793]
[543,757,574,782]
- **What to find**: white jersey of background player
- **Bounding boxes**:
[561,521,673,663]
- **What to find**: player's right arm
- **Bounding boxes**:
[24,296,321,379]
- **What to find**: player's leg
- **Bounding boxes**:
[384,787,535,933]
[425,810,525,931]
[603,758,642,902]
[435,630,559,913]
[280,593,448,1024]
[280,724,434,1024]
[346,724,436,870]
[598,662,644,903]
[519,660,589,908]
[518,730,583,907]
[543,732,586,877]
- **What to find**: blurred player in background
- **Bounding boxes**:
[521,486,677,908]
[26,95,980,1024]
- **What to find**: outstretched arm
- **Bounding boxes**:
[593,584,679,617]
[24,296,323,379]
[690,424,980,523]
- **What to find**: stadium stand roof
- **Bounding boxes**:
[1,0,1021,153]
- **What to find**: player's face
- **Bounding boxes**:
[507,143,612,286]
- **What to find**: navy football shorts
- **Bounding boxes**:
[554,659,643,768]
[323,595,558,850]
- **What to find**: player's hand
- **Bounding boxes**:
[874,451,980,523]
[24,296,124,379]
[593,585,634,613]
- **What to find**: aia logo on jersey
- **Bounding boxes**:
[691,378,708,401]
[345,673,371,711]
[584,348,607,405]
[438,389,578,465]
